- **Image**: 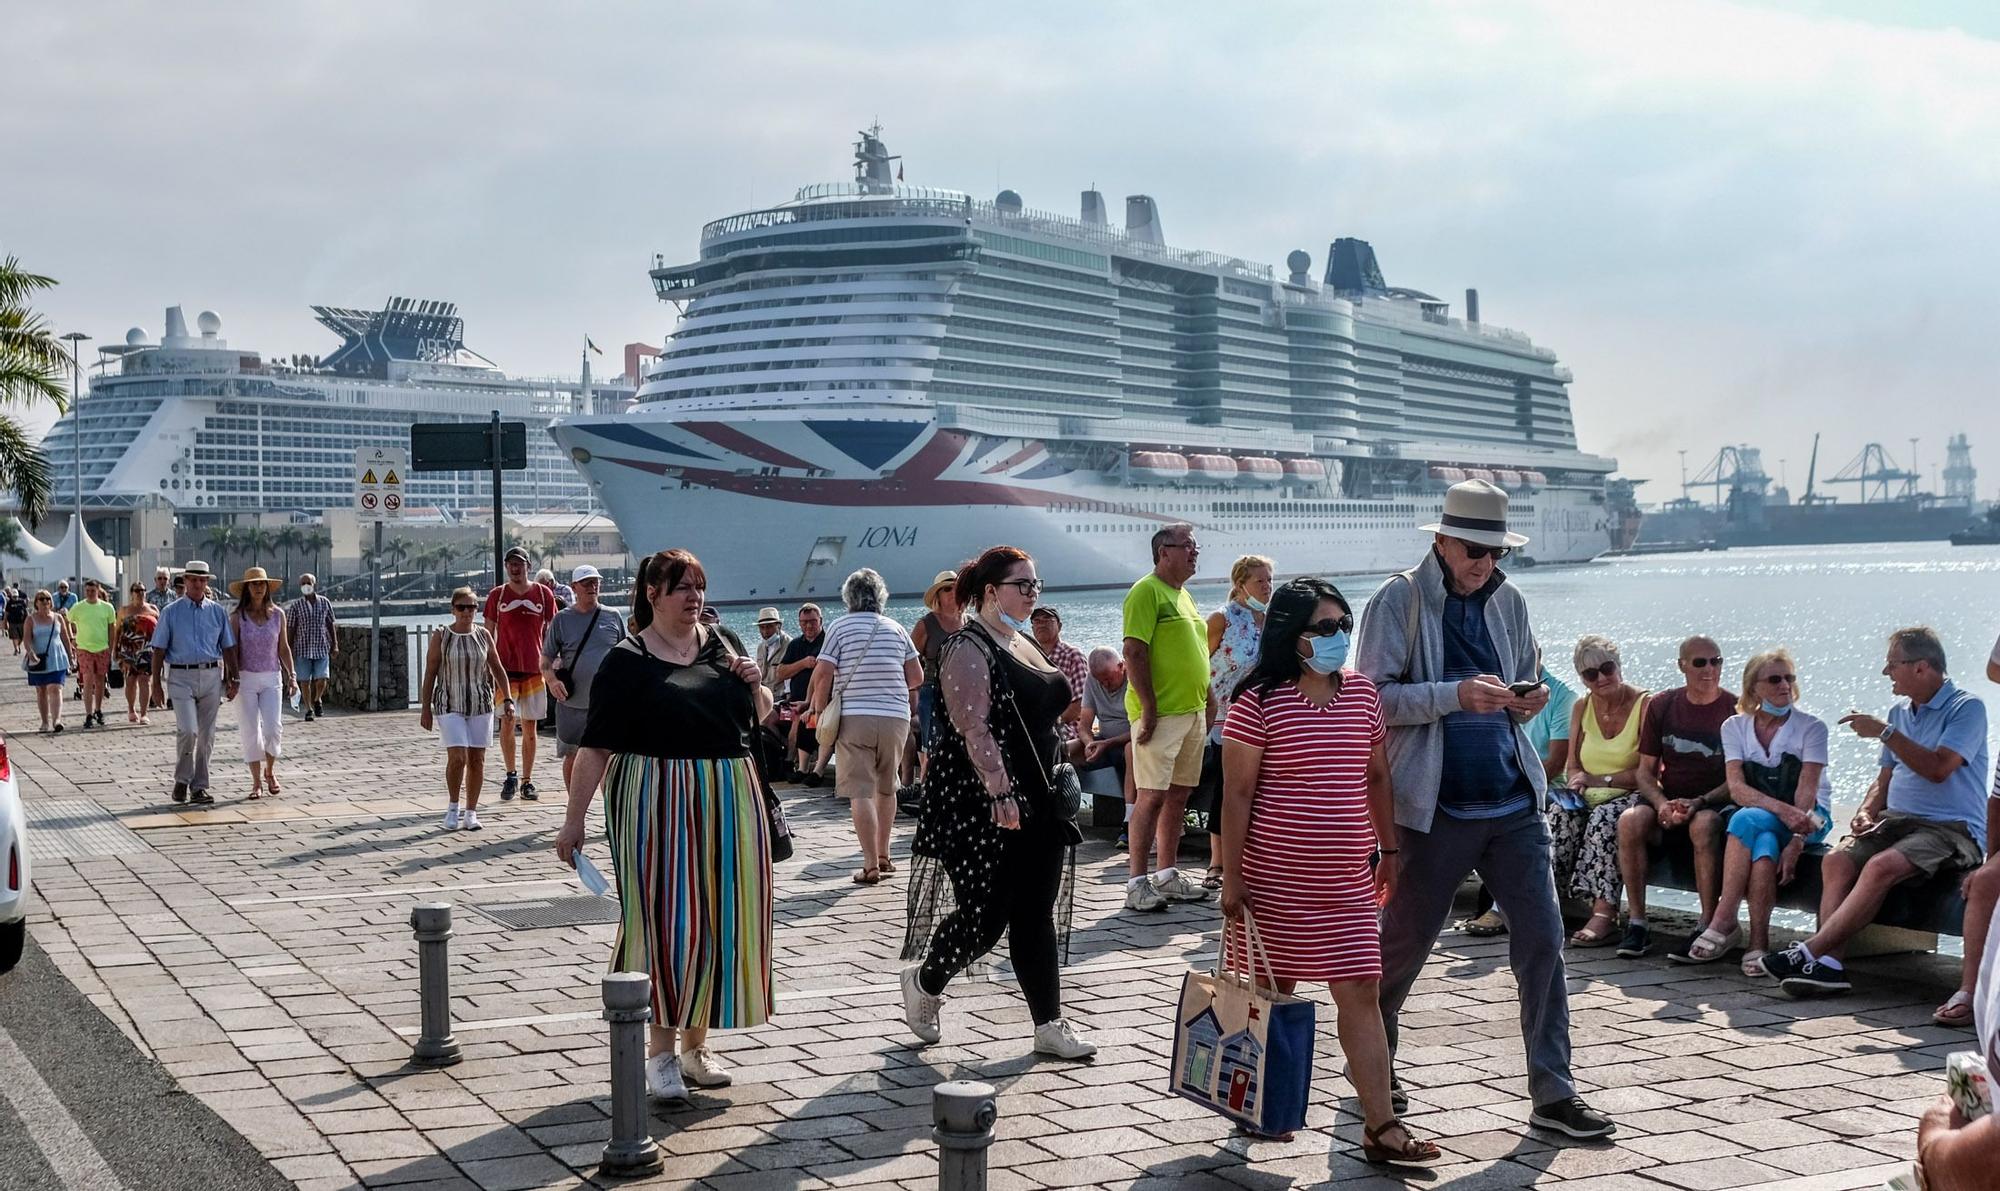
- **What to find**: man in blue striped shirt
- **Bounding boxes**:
[149,560,235,805]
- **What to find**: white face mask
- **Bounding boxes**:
[299,584,314,596]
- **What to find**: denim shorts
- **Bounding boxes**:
[297,654,331,682]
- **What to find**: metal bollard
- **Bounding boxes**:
[933,1080,998,1191]
[599,971,663,1178]
[408,903,462,1067]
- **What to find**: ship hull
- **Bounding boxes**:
[553,412,1613,604]
[1638,502,1973,548]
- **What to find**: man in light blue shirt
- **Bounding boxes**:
[149,560,236,805]
[1762,626,1989,998]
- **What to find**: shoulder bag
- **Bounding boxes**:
[815,614,889,749]
[552,606,605,697]
[693,629,795,862]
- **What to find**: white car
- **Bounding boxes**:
[0,735,28,973]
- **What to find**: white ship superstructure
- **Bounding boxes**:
[553,128,1622,602]
[46,300,632,526]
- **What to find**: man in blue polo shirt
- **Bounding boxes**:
[1762,626,1989,997]
[150,559,236,806]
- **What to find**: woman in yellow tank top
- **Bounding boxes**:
[1546,635,1650,948]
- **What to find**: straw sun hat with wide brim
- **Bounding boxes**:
[228,566,285,598]
[922,569,959,610]
[1418,479,1530,549]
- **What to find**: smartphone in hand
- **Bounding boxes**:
[1508,678,1548,697]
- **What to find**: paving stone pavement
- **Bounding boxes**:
[6,680,1959,1190]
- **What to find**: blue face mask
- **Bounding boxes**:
[1760,699,1792,717]
[998,610,1031,631]
[1244,596,1268,613]
[1301,630,1350,674]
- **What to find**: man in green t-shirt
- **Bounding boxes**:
[69,579,118,728]
[1120,522,1214,912]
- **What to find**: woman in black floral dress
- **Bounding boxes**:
[899,545,1095,1061]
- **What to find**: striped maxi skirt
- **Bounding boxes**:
[604,752,774,1031]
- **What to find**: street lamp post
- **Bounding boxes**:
[59,332,91,587]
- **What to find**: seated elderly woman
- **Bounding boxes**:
[1547,635,1651,947]
[1686,648,1832,974]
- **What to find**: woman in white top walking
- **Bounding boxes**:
[419,588,515,831]
[810,568,922,884]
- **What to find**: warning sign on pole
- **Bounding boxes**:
[355,446,408,522]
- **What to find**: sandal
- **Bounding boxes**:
[1671,924,1742,965]
[1740,950,1769,978]
[265,778,282,798]
[1204,866,1225,890]
[852,867,880,885]
[246,787,263,801]
[877,854,895,875]
[1568,914,1618,948]
[1934,990,1975,1027]
[1362,1118,1442,1166]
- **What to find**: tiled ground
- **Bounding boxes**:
[9,680,1959,1190]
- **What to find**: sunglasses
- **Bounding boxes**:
[1578,660,1619,682]
[1686,656,1725,669]
[1457,542,1511,561]
[999,578,1045,596]
[1762,673,1795,686]
[1302,615,1354,637]
[452,603,477,611]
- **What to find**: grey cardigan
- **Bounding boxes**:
[1354,549,1547,833]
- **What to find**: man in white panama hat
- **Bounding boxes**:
[149,559,235,805]
[1355,479,1615,1142]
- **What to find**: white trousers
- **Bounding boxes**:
[238,670,284,764]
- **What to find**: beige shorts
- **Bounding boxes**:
[834,714,908,800]
[1134,710,1205,791]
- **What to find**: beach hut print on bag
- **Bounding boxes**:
[1179,1007,1222,1093]
[1177,1005,1264,1115]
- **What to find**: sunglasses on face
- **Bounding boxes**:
[999,578,1044,596]
[1762,673,1795,686]
[1302,615,1354,637]
[452,603,477,611]
[1686,656,1725,669]
[1460,543,1511,561]
[1578,660,1618,682]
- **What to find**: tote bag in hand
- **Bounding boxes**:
[815,614,888,749]
[1169,910,1315,1137]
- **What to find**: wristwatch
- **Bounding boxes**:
[1879,722,1898,743]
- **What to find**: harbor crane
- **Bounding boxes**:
[1823,443,1918,504]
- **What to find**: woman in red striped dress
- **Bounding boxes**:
[1217,577,1440,1165]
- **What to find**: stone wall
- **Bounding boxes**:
[326,624,410,710]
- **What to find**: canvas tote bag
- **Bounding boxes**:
[1168,910,1315,1136]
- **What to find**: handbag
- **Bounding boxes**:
[1169,910,1315,1137]
[815,613,889,749]
[552,606,604,696]
[709,631,794,863]
[971,627,1082,821]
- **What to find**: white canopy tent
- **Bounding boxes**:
[1,518,118,587]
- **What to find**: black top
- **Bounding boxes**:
[992,636,1070,807]
[579,628,755,759]
[779,631,823,702]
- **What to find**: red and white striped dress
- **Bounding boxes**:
[1221,672,1385,983]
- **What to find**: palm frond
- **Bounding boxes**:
[0,414,55,525]
[0,257,58,309]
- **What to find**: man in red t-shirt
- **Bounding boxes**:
[484,547,557,801]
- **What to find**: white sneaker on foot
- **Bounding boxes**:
[901,965,942,1044]
[463,811,482,832]
[1153,870,1211,903]
[443,805,461,830]
[682,1046,733,1088]
[1124,880,1167,912]
[1032,1018,1097,1061]
[644,1052,689,1103]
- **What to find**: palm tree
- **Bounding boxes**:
[386,535,417,577]
[202,524,237,575]
[0,257,64,524]
[275,526,306,580]
[239,526,273,570]
[304,528,331,581]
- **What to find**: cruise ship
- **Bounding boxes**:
[46,299,632,533]
[551,128,1623,603]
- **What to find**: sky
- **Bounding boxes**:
[5,0,1997,504]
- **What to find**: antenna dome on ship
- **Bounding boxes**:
[1286,250,1312,279]
[196,310,222,336]
[126,327,149,346]
[995,189,1023,213]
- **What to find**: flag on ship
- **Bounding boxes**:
[586,336,603,355]
[896,163,904,182]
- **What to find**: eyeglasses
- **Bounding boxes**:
[1686,656,1725,669]
[1000,578,1045,596]
[1160,541,1199,553]
[1578,660,1619,682]
[1302,616,1354,637]
[1885,657,1918,669]
[1461,543,1511,561]
[452,603,477,611]
[1762,673,1795,686]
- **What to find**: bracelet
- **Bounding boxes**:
[1377,848,1401,855]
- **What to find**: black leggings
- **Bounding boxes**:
[919,827,1064,1023]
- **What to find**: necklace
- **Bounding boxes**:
[645,624,699,662]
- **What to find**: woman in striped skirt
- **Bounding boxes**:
[555,549,774,1104]
[1216,577,1439,1164]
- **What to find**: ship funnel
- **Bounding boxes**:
[1464,288,1480,325]
[1325,238,1387,294]
[1081,188,1107,226]
[163,305,191,344]
[1125,195,1164,245]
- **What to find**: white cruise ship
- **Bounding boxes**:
[552,128,1626,603]
[47,299,632,530]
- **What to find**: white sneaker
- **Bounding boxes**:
[1124,880,1167,912]
[901,965,942,1044]
[443,805,461,830]
[463,811,482,832]
[644,1052,689,1103]
[1153,870,1211,903]
[1033,1018,1097,1061]
[682,1046,733,1088]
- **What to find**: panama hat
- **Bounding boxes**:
[182,560,213,578]
[228,566,283,598]
[754,606,783,625]
[1419,479,1530,549]
[922,569,958,610]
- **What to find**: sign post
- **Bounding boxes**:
[355,446,408,712]
[409,415,527,584]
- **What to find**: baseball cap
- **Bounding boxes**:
[570,564,602,584]
[504,546,531,563]
[1030,605,1060,623]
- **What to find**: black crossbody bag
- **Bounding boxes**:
[553,607,605,696]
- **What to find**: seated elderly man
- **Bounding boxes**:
[1762,626,1991,999]
[1067,647,1137,843]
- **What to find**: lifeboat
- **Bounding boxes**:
[1187,454,1237,484]
[1428,465,1467,484]
[1465,467,1497,483]
[1282,458,1328,483]
[1128,451,1189,485]
[1235,456,1283,486]
[1521,470,1548,488]
[1494,468,1523,488]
